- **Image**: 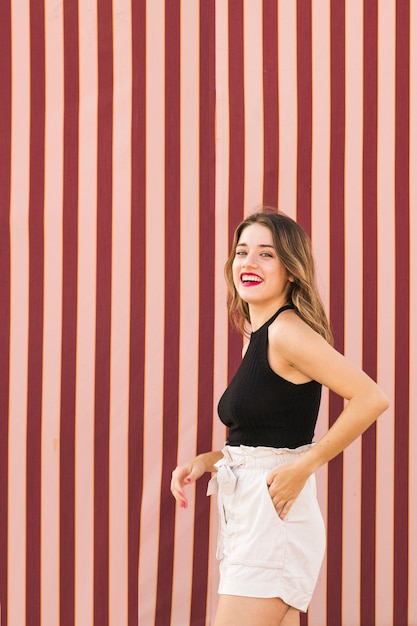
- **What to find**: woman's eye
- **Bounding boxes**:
[235,250,246,256]
[260,252,273,258]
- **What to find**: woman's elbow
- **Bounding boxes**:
[373,386,389,415]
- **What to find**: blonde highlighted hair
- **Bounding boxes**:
[225,209,333,344]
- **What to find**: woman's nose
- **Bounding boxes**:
[243,253,257,267]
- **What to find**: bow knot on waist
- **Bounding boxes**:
[206,452,244,496]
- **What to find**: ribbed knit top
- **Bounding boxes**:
[218,305,322,448]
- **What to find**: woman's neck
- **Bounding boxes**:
[248,299,289,332]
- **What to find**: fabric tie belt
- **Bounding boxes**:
[206,444,313,497]
[206,449,244,497]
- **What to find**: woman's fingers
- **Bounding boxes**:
[171,457,207,508]
[268,478,295,519]
[171,464,196,508]
[272,497,292,520]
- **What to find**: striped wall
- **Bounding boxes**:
[0,1,416,625]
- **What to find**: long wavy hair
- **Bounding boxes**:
[225,209,333,344]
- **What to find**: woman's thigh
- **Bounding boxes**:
[213,595,299,626]
[281,608,300,626]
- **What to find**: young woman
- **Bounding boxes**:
[171,210,388,626]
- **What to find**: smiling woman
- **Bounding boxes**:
[231,222,294,329]
[225,211,333,344]
[171,208,388,626]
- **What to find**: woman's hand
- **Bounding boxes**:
[266,459,310,520]
[170,457,206,509]
[171,450,223,509]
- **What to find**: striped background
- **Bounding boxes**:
[0,1,416,625]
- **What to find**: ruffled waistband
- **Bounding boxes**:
[207,443,313,497]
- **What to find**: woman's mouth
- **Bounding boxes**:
[240,273,263,286]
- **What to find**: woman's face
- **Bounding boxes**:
[232,222,293,309]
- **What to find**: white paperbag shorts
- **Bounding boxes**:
[207,444,326,612]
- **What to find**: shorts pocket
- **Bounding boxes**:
[216,488,227,560]
[228,472,287,569]
[284,475,320,524]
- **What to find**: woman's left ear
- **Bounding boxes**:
[288,275,295,283]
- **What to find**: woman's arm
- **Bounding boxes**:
[266,312,389,519]
[171,450,223,508]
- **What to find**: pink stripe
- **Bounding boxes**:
[94,1,113,623]
[108,0,131,620]
[155,3,181,622]
[137,3,165,620]
[394,2,410,624]
[310,5,331,619]
[171,4,200,623]
[262,0,279,206]
[210,5,230,616]
[42,3,64,623]
[243,0,263,211]
[75,2,98,622]
[375,2,395,622]
[60,2,79,623]
[128,1,146,624]
[26,1,46,622]
[8,4,31,622]
[0,0,11,621]
[277,1,297,220]
[311,0,331,319]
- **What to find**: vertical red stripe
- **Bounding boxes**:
[60,3,79,624]
[327,3,345,625]
[94,1,113,624]
[155,3,181,623]
[26,2,45,624]
[360,3,378,624]
[189,3,216,624]
[393,2,410,624]
[0,1,11,623]
[262,0,279,207]
[298,10,314,623]
[228,0,245,379]
[128,2,146,624]
[296,9,312,621]
[296,0,312,236]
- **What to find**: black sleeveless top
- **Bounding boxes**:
[218,305,322,448]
